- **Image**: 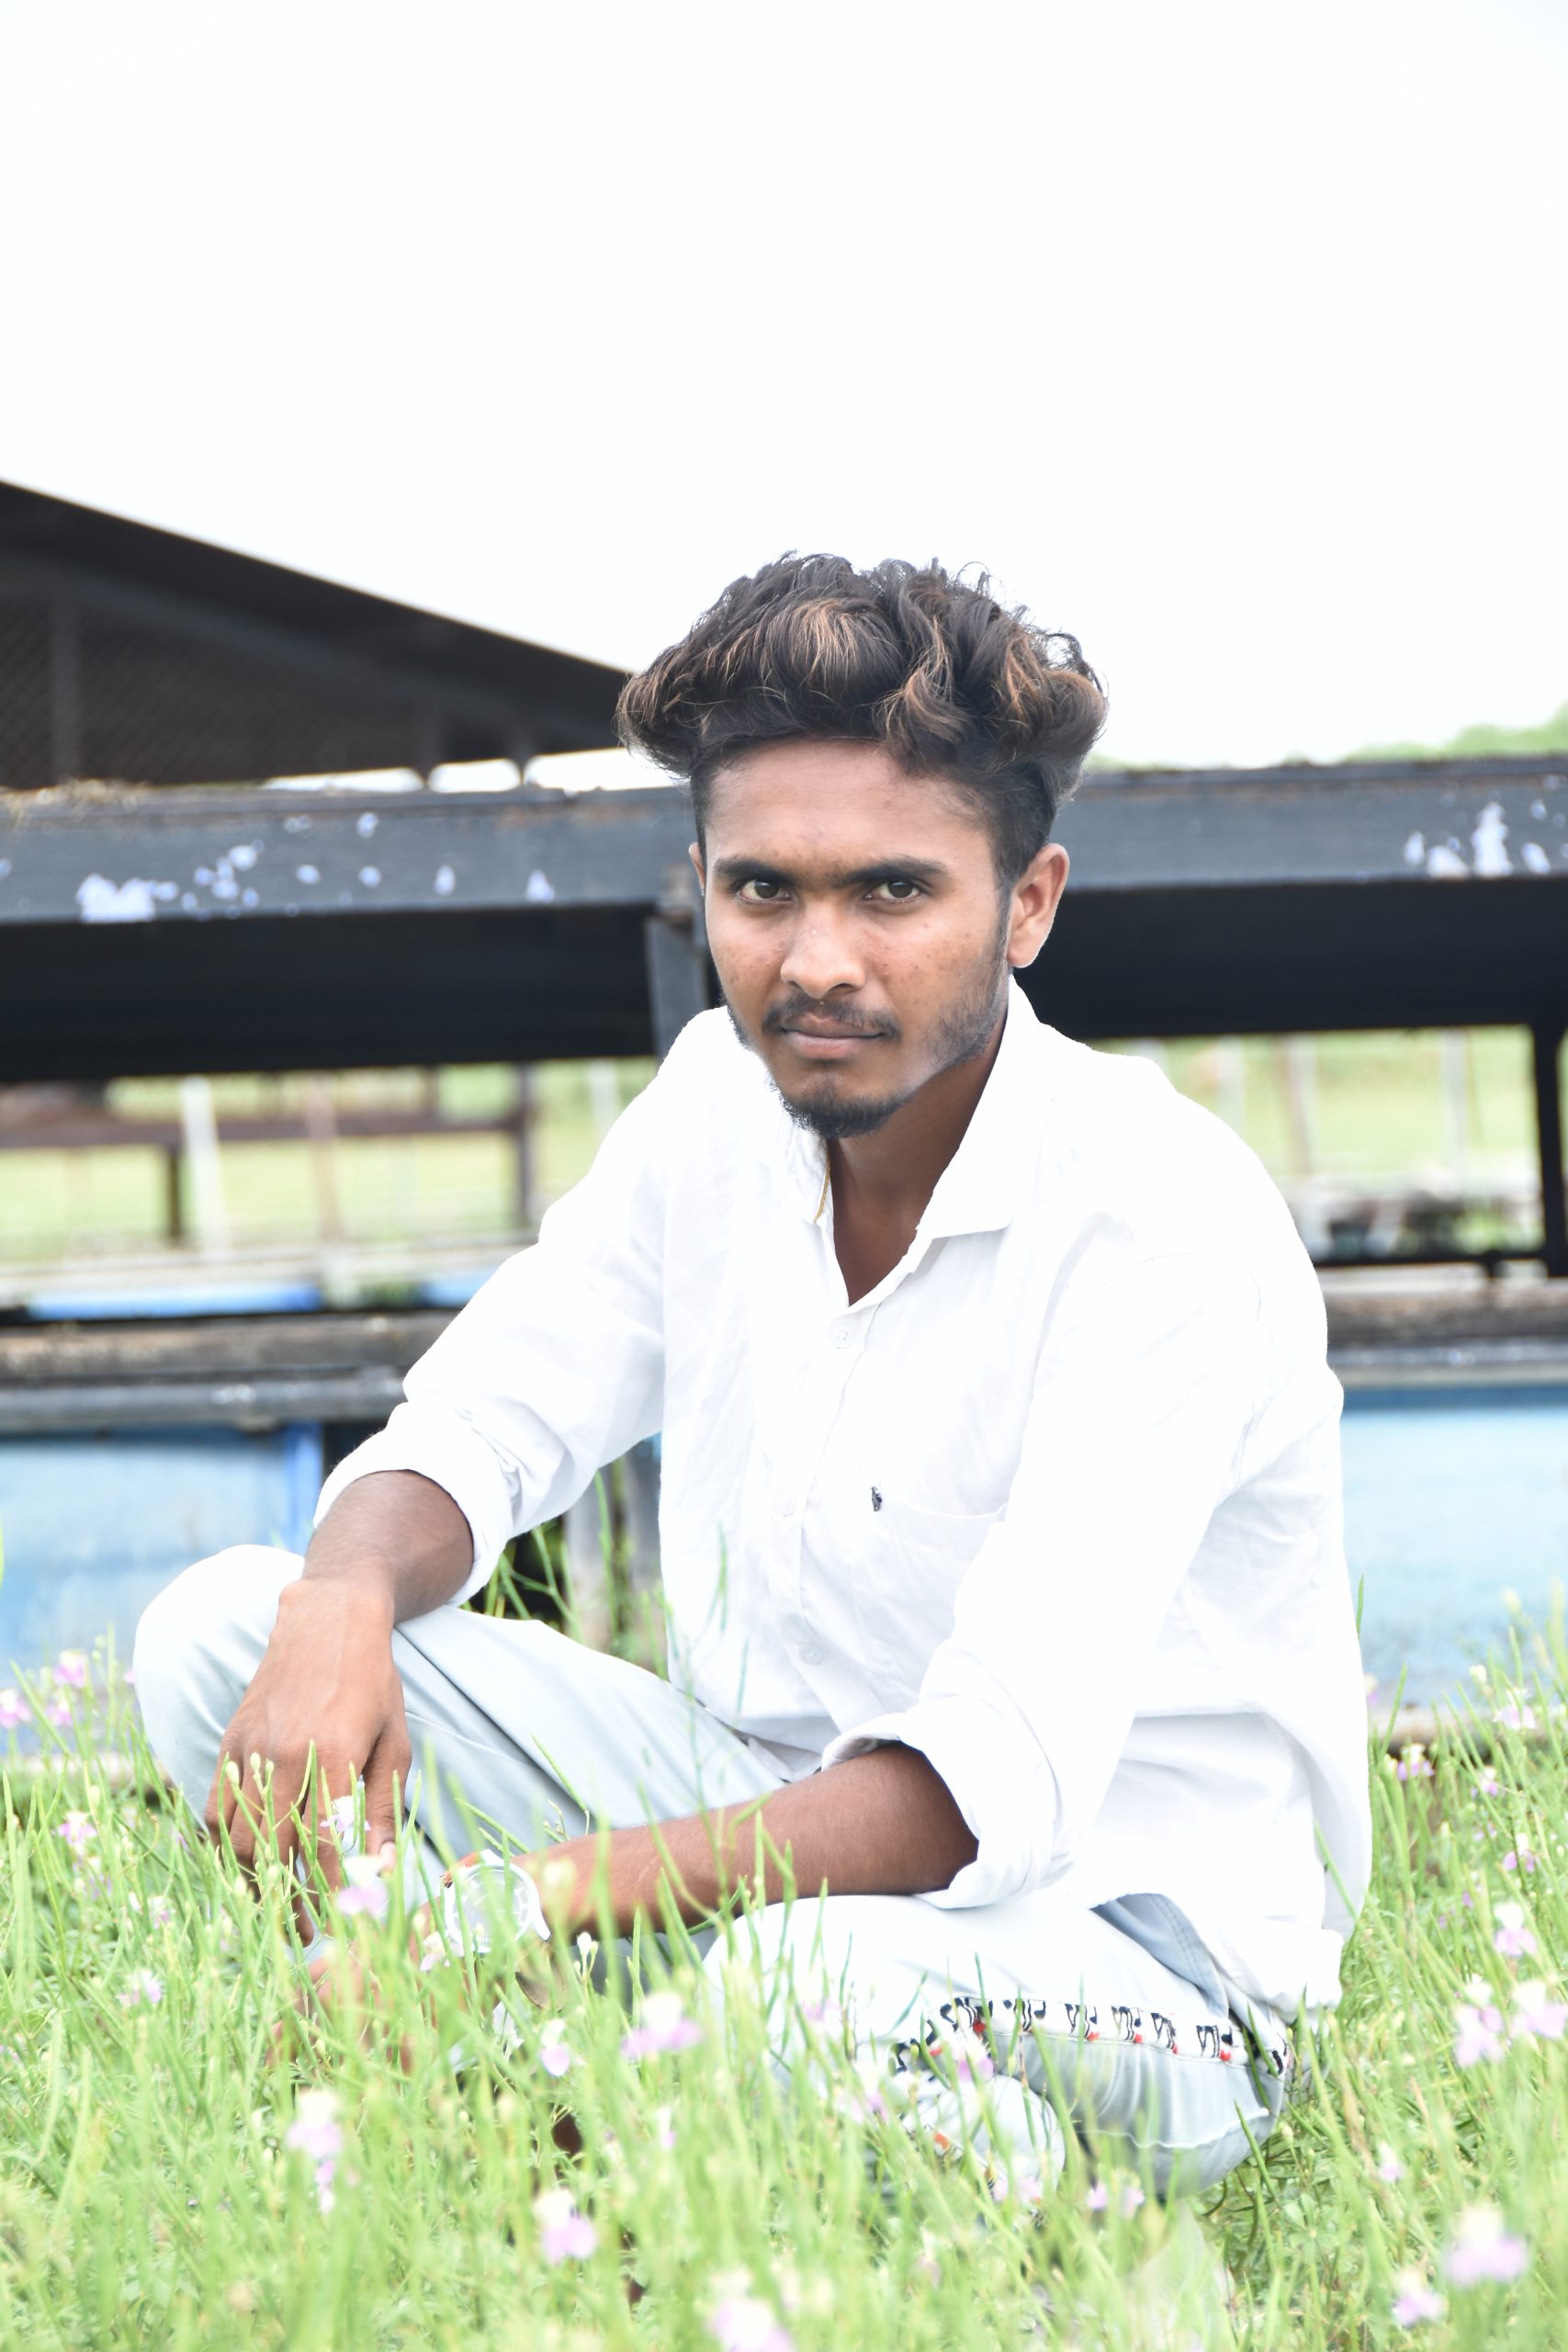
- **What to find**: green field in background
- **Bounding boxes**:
[0,1031,1548,1269]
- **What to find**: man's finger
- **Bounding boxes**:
[361,1733,410,1867]
[233,1754,297,1880]
[214,1751,254,1867]
[288,1752,354,1941]
[307,1756,349,1894]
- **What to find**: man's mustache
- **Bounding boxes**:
[761,1000,898,1038]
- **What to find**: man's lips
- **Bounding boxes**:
[773,1018,888,1060]
[782,1021,877,1039]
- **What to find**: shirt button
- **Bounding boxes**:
[832,1325,852,1348]
[800,1645,826,1667]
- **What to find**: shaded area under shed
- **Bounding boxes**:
[0,480,626,786]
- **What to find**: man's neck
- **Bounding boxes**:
[826,1007,1007,1298]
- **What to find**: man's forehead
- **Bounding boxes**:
[703,741,983,851]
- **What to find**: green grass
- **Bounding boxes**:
[2,1625,1566,2348]
[0,1035,1547,1271]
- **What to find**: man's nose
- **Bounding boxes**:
[777,906,866,1000]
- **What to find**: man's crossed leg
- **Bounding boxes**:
[135,1544,1285,2200]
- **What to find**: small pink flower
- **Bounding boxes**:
[1494,1902,1537,1958]
[1442,2204,1529,2286]
[1478,1777,1502,1797]
[1494,1702,1536,1733]
[334,1883,389,1921]
[1395,1747,1434,1781]
[534,2188,596,2264]
[1501,1849,1537,1874]
[538,2021,574,2079]
[1392,2270,1446,2326]
[650,2103,676,2150]
[1510,1981,1568,2041]
[990,2167,1044,2207]
[335,1852,390,1920]
[56,1811,96,1857]
[1376,2145,1404,2183]
[620,1990,704,2058]
[1454,1997,1506,2068]
[53,1652,88,1690]
[1085,2181,1109,2211]
[284,2091,344,2167]
[44,1699,73,1728]
[707,2294,794,2352]
[119,1970,164,2009]
[953,2042,995,2086]
[1119,2183,1146,2218]
[0,1690,28,1730]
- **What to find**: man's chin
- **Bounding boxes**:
[722,1000,911,1138]
[776,1082,913,1142]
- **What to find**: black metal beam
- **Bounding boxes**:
[1534,1024,1568,1281]
[3,762,1568,1080]
[0,781,696,925]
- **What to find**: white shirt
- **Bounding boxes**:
[318,981,1371,2017]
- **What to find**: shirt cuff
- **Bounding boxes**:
[822,1695,1064,1911]
[312,1400,519,1605]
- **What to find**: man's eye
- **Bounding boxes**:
[737,878,785,903]
[870,879,922,903]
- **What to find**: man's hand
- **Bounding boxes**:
[204,1579,410,1889]
[202,1468,476,1891]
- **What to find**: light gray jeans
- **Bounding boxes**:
[134,1544,1290,2197]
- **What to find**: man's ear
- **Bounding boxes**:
[688,842,705,895]
[1006,842,1069,969]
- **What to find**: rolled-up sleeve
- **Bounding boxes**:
[822,1251,1262,1907]
[313,1060,673,1605]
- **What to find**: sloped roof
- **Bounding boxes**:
[0,481,627,787]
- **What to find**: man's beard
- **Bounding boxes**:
[723,931,1010,1142]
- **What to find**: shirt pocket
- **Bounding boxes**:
[855,1495,1005,1711]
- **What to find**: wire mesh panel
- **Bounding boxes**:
[0,591,54,789]
[0,580,440,786]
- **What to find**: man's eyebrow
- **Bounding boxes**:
[709,854,952,889]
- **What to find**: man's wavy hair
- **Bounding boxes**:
[616,554,1107,886]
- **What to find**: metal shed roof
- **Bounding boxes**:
[0,481,627,787]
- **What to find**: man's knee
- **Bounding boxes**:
[133,1544,301,1772]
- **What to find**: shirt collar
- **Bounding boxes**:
[918,977,1051,1238]
[752,977,1055,1237]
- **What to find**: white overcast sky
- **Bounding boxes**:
[3,0,1564,768]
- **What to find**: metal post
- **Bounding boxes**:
[164,1144,185,1242]
[643,913,710,1061]
[1533,1023,1567,1279]
[50,593,82,787]
[414,702,446,784]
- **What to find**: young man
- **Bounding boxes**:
[135,555,1371,2196]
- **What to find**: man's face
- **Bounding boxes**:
[693,741,1067,1140]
